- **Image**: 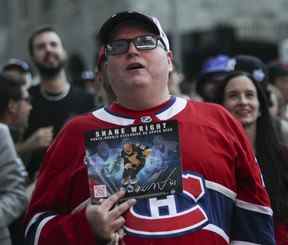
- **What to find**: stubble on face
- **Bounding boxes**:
[34,58,66,79]
[32,32,67,79]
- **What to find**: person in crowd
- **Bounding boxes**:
[2,58,33,89]
[79,70,96,95]
[268,62,288,121]
[2,59,54,173]
[195,54,232,102]
[267,83,288,145]
[232,55,288,146]
[95,46,117,105]
[78,70,106,107]
[24,26,95,180]
[215,70,288,244]
[0,73,28,245]
[2,60,50,243]
[268,83,284,117]
[25,11,275,245]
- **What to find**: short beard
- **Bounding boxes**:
[35,61,65,80]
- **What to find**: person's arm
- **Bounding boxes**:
[0,124,27,227]
[16,126,53,154]
[24,118,134,245]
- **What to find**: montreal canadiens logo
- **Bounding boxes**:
[140,116,152,123]
[124,173,209,237]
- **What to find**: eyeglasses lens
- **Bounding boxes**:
[106,35,159,56]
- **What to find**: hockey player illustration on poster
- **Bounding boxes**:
[121,143,151,186]
[85,120,182,202]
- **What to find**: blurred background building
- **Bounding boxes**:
[2,0,288,80]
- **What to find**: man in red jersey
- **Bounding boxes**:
[25,11,275,245]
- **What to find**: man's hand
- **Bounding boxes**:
[17,126,53,154]
[85,190,136,243]
[27,126,53,149]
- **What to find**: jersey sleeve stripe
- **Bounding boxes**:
[236,199,273,216]
[25,212,57,245]
[232,205,275,244]
[230,241,261,245]
[205,181,272,215]
[25,212,45,237]
[202,224,229,243]
[205,180,237,200]
[204,182,274,244]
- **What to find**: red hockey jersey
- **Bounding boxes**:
[25,96,275,244]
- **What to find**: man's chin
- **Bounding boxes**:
[36,64,63,79]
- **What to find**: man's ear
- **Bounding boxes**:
[167,51,174,73]
[8,99,18,113]
[103,59,110,76]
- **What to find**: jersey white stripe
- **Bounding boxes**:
[236,199,273,216]
[92,97,187,124]
[205,180,237,200]
[205,181,273,216]
[92,108,135,126]
[231,241,261,245]
[25,212,45,237]
[156,97,187,120]
[203,224,229,244]
[34,215,57,245]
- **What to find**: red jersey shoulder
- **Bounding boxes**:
[63,113,99,131]
[183,100,242,132]
[59,111,114,136]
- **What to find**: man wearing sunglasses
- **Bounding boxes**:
[25,11,275,245]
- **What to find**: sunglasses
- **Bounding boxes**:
[105,35,165,56]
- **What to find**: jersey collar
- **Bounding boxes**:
[92,96,187,126]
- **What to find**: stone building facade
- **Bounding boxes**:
[2,0,288,76]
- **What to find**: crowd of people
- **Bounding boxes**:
[1,10,288,245]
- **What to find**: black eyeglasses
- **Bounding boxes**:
[105,35,165,56]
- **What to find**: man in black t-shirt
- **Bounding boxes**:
[25,26,95,180]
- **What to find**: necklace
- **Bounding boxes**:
[40,83,71,101]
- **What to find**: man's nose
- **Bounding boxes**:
[127,41,140,55]
[44,43,54,53]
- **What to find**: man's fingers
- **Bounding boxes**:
[118,228,126,239]
[85,194,136,242]
[109,198,136,219]
[110,216,126,231]
[101,190,125,211]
